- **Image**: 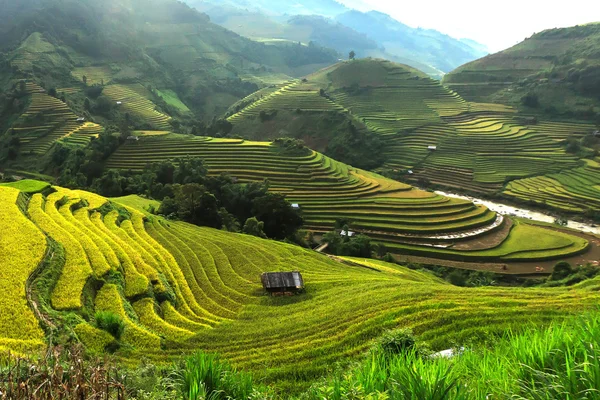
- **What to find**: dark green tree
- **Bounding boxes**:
[173,184,221,228]
[251,193,303,240]
[349,50,356,60]
[243,217,266,238]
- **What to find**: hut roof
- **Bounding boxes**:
[261,271,304,291]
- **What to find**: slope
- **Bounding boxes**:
[443,23,600,118]
[0,0,338,124]
[2,183,600,391]
[224,58,599,216]
[105,135,591,267]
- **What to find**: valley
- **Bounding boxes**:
[0,0,599,398]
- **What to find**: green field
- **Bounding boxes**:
[2,184,600,391]
[0,179,50,193]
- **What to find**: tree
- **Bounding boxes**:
[349,50,356,60]
[48,88,57,98]
[521,92,539,108]
[173,184,221,228]
[83,75,88,86]
[243,217,266,238]
[92,170,124,197]
[84,98,91,111]
[251,193,303,240]
[219,208,240,232]
[173,157,207,185]
[551,261,573,281]
[19,80,26,93]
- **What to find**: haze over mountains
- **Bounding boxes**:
[189,0,489,78]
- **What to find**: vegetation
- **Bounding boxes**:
[0,184,599,393]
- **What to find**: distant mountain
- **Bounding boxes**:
[189,1,488,78]
[190,0,348,17]
[444,23,600,118]
[335,11,489,74]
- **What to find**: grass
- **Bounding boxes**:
[305,311,600,399]
[155,89,191,112]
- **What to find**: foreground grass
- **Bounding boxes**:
[303,312,600,399]
[4,313,600,399]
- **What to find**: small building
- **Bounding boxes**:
[76,117,86,123]
[126,135,139,141]
[116,101,123,105]
[340,230,356,237]
[428,145,437,151]
[261,271,304,295]
[291,203,301,209]
[407,170,414,175]
[594,130,600,137]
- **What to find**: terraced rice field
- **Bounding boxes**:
[105,135,588,262]
[103,84,172,130]
[228,80,346,123]
[228,60,599,214]
[0,187,47,355]
[3,185,600,389]
[9,32,56,72]
[72,66,113,85]
[10,89,102,154]
[505,158,600,212]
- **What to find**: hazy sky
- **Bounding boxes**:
[338,0,600,52]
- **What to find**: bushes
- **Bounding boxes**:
[374,328,419,356]
[95,311,125,340]
[551,261,573,281]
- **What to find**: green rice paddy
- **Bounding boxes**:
[2,185,600,391]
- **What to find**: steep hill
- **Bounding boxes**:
[2,182,600,390]
[0,0,338,122]
[222,58,600,216]
[443,23,600,118]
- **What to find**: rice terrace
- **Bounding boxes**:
[0,0,599,399]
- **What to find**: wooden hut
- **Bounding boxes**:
[261,271,304,295]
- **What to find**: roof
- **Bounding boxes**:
[340,230,356,237]
[291,203,300,208]
[261,271,304,290]
[428,145,437,150]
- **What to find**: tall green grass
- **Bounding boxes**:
[302,312,600,399]
[179,352,271,400]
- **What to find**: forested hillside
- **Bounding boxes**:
[444,23,600,118]
[0,0,337,122]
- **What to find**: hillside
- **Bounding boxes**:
[0,0,338,124]
[223,58,600,216]
[190,1,487,78]
[2,182,600,392]
[443,23,600,118]
[105,135,596,272]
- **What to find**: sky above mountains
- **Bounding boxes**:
[337,0,599,52]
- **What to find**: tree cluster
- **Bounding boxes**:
[90,157,303,240]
